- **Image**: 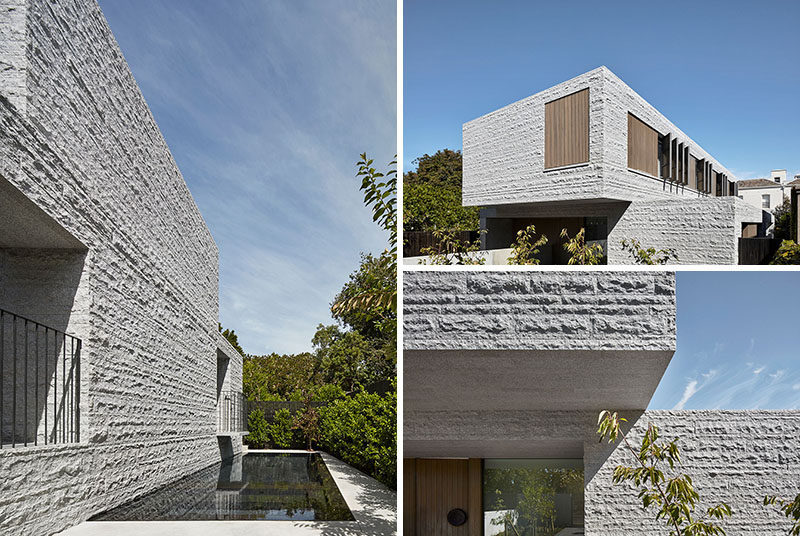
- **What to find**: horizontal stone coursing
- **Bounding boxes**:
[403,271,675,351]
[585,410,800,535]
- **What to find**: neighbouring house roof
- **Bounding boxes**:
[737,178,783,189]
[787,178,800,187]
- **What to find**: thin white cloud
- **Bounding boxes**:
[674,380,699,410]
[753,366,765,374]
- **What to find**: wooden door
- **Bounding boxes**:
[404,458,482,536]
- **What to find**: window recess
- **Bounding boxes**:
[545,89,589,169]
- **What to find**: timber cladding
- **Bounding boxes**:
[627,113,658,176]
[404,458,482,536]
[544,88,589,169]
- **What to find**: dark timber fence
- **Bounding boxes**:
[0,308,81,448]
[403,230,480,258]
[245,400,328,423]
[738,238,782,265]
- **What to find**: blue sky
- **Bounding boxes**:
[404,0,799,180]
[99,1,396,355]
[649,271,800,410]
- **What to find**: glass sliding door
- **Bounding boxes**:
[483,459,584,536]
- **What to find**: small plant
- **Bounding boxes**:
[420,229,486,265]
[597,410,732,536]
[293,389,321,451]
[764,493,800,535]
[769,240,800,265]
[562,228,604,265]
[507,224,548,265]
[621,238,678,265]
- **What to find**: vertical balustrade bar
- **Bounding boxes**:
[13,315,17,448]
[1,311,4,447]
[69,337,74,442]
[75,339,81,442]
[24,320,28,447]
[53,328,57,445]
[44,327,48,445]
[35,325,39,446]
[62,333,66,444]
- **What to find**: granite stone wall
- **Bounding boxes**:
[403,271,676,352]
[0,0,237,534]
[461,66,736,207]
[585,410,800,535]
[608,197,764,265]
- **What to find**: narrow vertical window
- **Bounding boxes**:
[545,89,589,169]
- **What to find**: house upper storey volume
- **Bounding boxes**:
[462,66,764,264]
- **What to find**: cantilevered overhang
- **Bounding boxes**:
[404,271,675,457]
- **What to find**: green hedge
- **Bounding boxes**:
[319,389,396,489]
[245,407,304,449]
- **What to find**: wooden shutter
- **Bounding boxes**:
[627,113,658,176]
[689,155,698,190]
[545,89,589,169]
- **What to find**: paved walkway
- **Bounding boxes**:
[58,451,397,536]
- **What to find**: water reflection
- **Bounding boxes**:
[91,453,355,521]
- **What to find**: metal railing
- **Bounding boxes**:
[0,308,81,448]
[217,390,246,433]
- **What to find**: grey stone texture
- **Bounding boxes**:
[405,271,800,533]
[0,0,242,534]
[585,410,800,535]
[462,67,762,264]
[403,271,676,351]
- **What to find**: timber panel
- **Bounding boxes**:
[545,89,589,169]
[404,459,416,536]
[414,459,470,536]
[627,113,658,176]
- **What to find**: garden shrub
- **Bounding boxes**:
[245,408,270,449]
[769,240,800,265]
[268,408,295,448]
[319,388,396,489]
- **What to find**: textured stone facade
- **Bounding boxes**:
[404,271,800,533]
[0,0,242,534]
[404,271,675,351]
[462,67,763,264]
[585,411,800,535]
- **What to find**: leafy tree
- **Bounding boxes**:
[597,411,732,536]
[562,228,605,265]
[219,323,245,356]
[621,238,677,265]
[508,225,548,265]
[243,353,319,401]
[312,324,393,394]
[293,389,321,451]
[770,240,800,265]
[404,149,464,189]
[332,252,395,339]
[332,154,397,322]
[318,385,396,488]
[246,408,270,449]
[268,408,295,448]
[772,196,792,240]
[764,493,800,535]
[403,149,480,233]
[420,229,485,265]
